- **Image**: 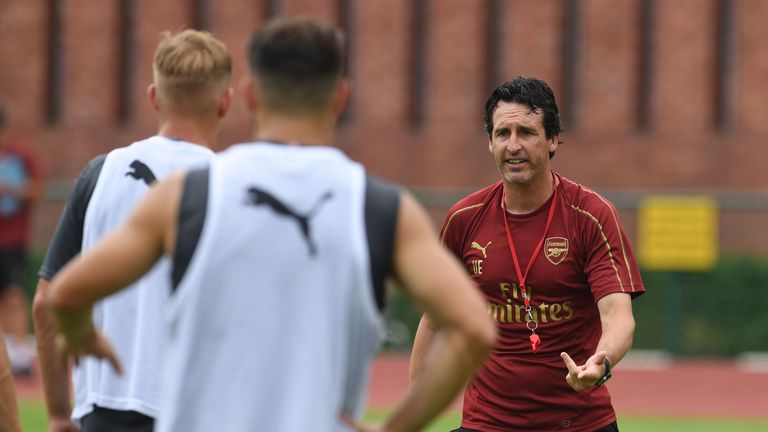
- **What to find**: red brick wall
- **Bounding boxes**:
[1,0,767,252]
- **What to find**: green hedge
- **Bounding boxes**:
[23,250,45,296]
[634,255,768,356]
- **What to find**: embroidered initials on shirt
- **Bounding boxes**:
[469,240,492,275]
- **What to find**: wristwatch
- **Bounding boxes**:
[594,358,612,387]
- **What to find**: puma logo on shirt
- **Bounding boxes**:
[125,160,157,186]
[244,187,334,256]
[471,241,492,258]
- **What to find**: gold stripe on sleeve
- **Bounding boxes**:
[569,204,625,292]
[576,184,638,292]
[441,203,483,244]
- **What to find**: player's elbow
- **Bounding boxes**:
[609,310,636,341]
[45,277,78,311]
[477,318,498,353]
[31,279,52,323]
[462,316,497,359]
[625,315,637,347]
[449,294,497,360]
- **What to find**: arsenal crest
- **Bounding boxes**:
[545,237,569,265]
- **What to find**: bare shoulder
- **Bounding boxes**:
[397,190,434,236]
[130,171,188,254]
[141,171,186,210]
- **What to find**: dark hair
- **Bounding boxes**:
[483,76,563,157]
[248,17,345,114]
[0,105,6,129]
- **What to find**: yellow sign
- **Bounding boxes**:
[638,196,718,271]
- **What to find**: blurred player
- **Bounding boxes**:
[33,30,232,432]
[410,76,645,432]
[45,17,496,432]
[0,105,43,377]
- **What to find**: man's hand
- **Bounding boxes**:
[561,351,607,392]
[48,417,81,432]
[55,329,123,375]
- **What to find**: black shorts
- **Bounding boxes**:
[453,421,619,432]
[80,406,154,432]
[0,247,26,292]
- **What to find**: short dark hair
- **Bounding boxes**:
[483,76,563,157]
[248,17,345,114]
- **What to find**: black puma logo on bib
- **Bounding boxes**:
[125,160,157,186]
[245,187,333,257]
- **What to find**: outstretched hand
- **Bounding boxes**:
[560,351,607,392]
[56,329,123,376]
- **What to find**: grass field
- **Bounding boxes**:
[19,399,768,431]
[18,399,48,432]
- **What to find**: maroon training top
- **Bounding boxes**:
[440,172,644,432]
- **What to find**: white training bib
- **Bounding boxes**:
[74,136,214,421]
[159,143,386,432]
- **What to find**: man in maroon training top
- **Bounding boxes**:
[410,76,644,432]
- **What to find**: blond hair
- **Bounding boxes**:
[153,30,232,116]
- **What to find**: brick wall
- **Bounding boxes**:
[1,0,766,252]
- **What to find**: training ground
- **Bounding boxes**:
[13,351,768,429]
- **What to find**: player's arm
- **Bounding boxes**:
[34,279,80,431]
[380,192,496,432]
[595,292,635,367]
[590,202,640,370]
[561,293,634,392]
[408,211,461,384]
[562,199,640,392]
[0,327,21,432]
[33,156,104,430]
[408,313,437,384]
[45,173,184,369]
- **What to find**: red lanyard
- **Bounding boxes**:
[500,177,558,352]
